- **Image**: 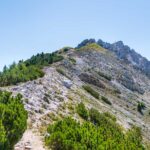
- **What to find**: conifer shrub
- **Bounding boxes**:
[76,102,88,120]
[101,96,112,105]
[82,85,99,99]
[137,102,146,114]
[0,91,28,150]
[0,52,63,87]
[45,108,145,150]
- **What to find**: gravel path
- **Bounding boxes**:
[15,129,45,150]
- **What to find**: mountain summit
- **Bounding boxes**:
[78,39,150,78]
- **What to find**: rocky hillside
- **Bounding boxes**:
[1,40,150,149]
[77,39,150,77]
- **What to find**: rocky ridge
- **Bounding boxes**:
[1,41,150,149]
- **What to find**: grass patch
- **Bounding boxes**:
[78,43,106,52]
[76,102,88,120]
[82,85,99,99]
[137,102,146,114]
[113,89,121,94]
[69,58,76,65]
[101,96,112,105]
[103,112,116,122]
[56,68,71,79]
[60,47,72,52]
[97,71,112,81]
[56,68,65,76]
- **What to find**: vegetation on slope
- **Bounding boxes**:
[0,91,28,150]
[137,102,146,115]
[0,63,44,86]
[76,102,88,120]
[97,71,112,81]
[0,52,63,87]
[77,43,106,52]
[82,85,99,99]
[101,96,112,105]
[76,39,96,49]
[25,52,63,67]
[45,103,145,150]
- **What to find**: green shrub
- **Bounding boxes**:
[0,52,64,87]
[25,52,64,66]
[89,108,101,125]
[103,112,117,122]
[126,126,143,149]
[56,68,71,80]
[137,102,146,114]
[78,43,105,52]
[56,68,66,76]
[0,64,44,87]
[0,91,28,150]
[62,47,71,52]
[82,85,99,99]
[97,71,112,81]
[101,96,112,105]
[113,89,121,94]
[45,109,145,150]
[69,58,76,65]
[76,102,88,120]
[43,95,50,104]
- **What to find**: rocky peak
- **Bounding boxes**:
[113,41,125,47]
[78,38,150,78]
[76,39,96,48]
[108,40,150,77]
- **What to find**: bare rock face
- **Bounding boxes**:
[117,71,145,94]
[97,39,150,77]
[79,73,105,89]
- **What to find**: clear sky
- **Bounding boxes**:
[0,0,150,70]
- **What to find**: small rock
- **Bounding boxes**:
[25,145,32,150]
[63,79,72,89]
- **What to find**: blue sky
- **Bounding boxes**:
[0,0,150,70]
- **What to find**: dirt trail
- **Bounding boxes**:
[15,129,45,150]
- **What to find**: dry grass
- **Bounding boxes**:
[78,43,106,53]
